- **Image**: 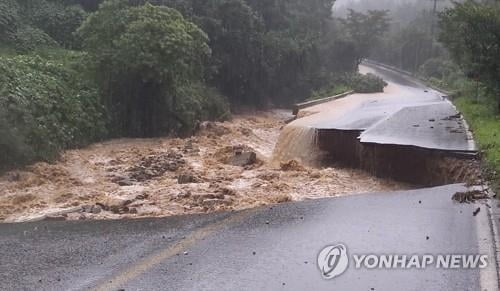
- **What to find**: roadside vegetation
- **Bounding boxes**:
[339,0,500,191]
[307,72,387,101]
[439,1,500,191]
[455,97,500,191]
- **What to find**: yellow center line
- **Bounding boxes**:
[94,209,255,291]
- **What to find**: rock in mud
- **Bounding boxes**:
[239,127,253,135]
[98,197,133,214]
[280,160,305,172]
[257,172,280,181]
[218,187,237,196]
[82,204,103,214]
[128,152,185,181]
[230,152,257,167]
[215,145,258,167]
[199,122,231,136]
[111,175,135,186]
[202,197,232,207]
[177,172,199,184]
[183,139,200,155]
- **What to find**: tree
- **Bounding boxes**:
[340,9,391,66]
[0,0,20,42]
[27,1,88,48]
[208,0,267,106]
[78,0,215,137]
[439,0,500,111]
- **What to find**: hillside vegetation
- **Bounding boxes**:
[1,0,387,171]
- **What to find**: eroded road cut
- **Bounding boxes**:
[275,62,480,186]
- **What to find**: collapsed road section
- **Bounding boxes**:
[275,63,480,186]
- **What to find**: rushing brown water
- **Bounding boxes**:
[271,125,324,167]
[0,110,409,222]
[271,65,396,166]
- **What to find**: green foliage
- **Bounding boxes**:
[350,73,387,93]
[363,2,450,74]
[11,25,58,52]
[439,0,500,111]
[340,9,391,65]
[28,1,88,48]
[0,54,106,170]
[308,84,352,101]
[174,82,231,135]
[1,0,88,51]
[0,0,20,41]
[309,71,387,99]
[79,1,217,137]
[0,0,366,170]
[455,95,500,192]
[207,0,267,106]
[418,58,466,91]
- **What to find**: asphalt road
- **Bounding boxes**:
[0,184,498,290]
[313,63,476,152]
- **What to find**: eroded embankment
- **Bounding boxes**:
[317,129,481,186]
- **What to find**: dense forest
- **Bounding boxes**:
[0,0,390,170]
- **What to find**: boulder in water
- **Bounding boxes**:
[280,160,305,172]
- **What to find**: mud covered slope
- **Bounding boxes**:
[0,111,408,222]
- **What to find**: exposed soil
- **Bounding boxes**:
[0,110,409,223]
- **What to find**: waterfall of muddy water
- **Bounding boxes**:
[271,124,323,166]
[272,65,404,167]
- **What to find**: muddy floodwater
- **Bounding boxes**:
[0,110,408,222]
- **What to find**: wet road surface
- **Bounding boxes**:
[1,184,497,290]
[311,63,476,152]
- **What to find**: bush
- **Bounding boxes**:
[1,0,88,51]
[174,83,231,135]
[0,0,20,41]
[0,54,106,171]
[78,1,213,137]
[455,95,500,192]
[12,25,58,52]
[350,73,387,93]
[28,1,88,48]
[308,84,352,101]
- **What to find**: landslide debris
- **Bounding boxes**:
[214,145,260,167]
[452,189,489,204]
[128,151,186,182]
[0,110,409,222]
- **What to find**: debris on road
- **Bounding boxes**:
[452,190,488,204]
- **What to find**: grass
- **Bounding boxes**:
[454,96,500,191]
